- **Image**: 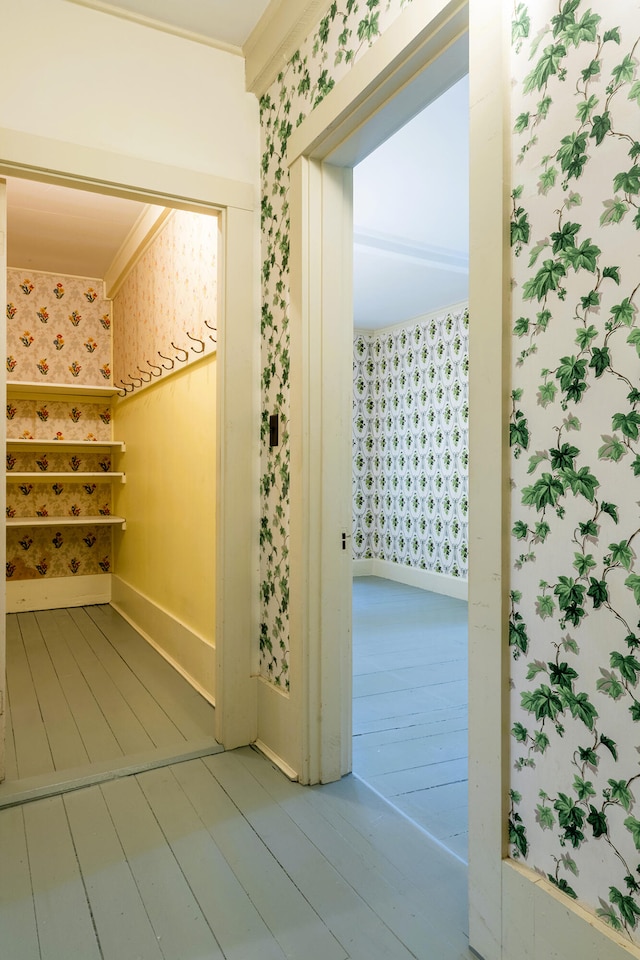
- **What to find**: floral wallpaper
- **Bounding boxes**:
[6,398,116,580]
[509,0,640,942]
[352,308,468,577]
[113,209,218,393]
[6,269,112,385]
[259,0,415,687]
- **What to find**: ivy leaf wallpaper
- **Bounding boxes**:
[259,0,416,688]
[352,309,469,577]
[510,0,640,941]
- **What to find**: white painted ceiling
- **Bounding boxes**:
[353,73,469,330]
[5,72,468,329]
[6,178,152,278]
[66,0,271,48]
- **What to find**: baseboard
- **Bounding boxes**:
[111,575,215,704]
[353,558,468,600]
[6,573,112,613]
[252,739,299,782]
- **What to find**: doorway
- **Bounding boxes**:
[350,76,470,860]
[0,161,259,786]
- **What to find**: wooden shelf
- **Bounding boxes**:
[7,381,118,399]
[7,516,126,529]
[6,438,125,451]
[7,472,125,482]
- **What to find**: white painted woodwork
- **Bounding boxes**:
[285,0,467,784]
[353,558,469,600]
[214,204,259,749]
[467,1,508,957]
[7,438,125,449]
[112,574,216,704]
[244,0,333,96]
[6,574,111,613]
[0,179,6,782]
[7,380,118,398]
[7,515,125,527]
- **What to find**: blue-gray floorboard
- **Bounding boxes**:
[352,575,469,862]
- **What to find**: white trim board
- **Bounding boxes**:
[111,575,215,704]
[353,558,468,600]
[6,573,111,613]
[354,298,469,337]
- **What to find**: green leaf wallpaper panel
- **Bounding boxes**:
[352,309,469,575]
[510,0,640,941]
[259,0,415,688]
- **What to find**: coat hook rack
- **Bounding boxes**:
[137,366,152,382]
[146,359,162,377]
[186,331,205,354]
[172,341,189,362]
[119,378,134,393]
[158,351,175,370]
[129,373,143,387]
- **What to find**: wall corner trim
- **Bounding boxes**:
[244,0,333,97]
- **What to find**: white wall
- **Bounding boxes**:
[0,0,259,188]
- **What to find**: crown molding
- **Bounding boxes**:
[244,0,332,97]
[64,0,243,56]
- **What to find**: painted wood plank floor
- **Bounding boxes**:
[2,604,220,804]
[0,746,474,960]
[352,576,468,861]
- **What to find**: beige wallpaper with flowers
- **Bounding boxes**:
[6,268,115,583]
[6,269,112,385]
[113,209,218,392]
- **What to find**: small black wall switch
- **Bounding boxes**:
[269,413,279,448]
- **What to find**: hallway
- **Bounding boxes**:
[0,746,473,960]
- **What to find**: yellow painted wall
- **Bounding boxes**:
[113,354,216,646]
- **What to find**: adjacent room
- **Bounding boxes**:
[350,74,470,861]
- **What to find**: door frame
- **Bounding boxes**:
[284,0,504,953]
[0,143,259,758]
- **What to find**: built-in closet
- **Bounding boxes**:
[3,195,221,788]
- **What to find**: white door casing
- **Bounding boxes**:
[0,149,259,765]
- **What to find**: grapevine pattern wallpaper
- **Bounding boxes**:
[352,308,469,578]
[509,0,640,941]
[259,0,415,687]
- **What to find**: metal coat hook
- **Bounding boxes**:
[204,317,217,331]
[172,341,189,362]
[158,351,175,370]
[146,359,163,377]
[137,366,152,383]
[119,378,135,394]
[129,373,143,387]
[209,334,218,344]
[186,331,205,354]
